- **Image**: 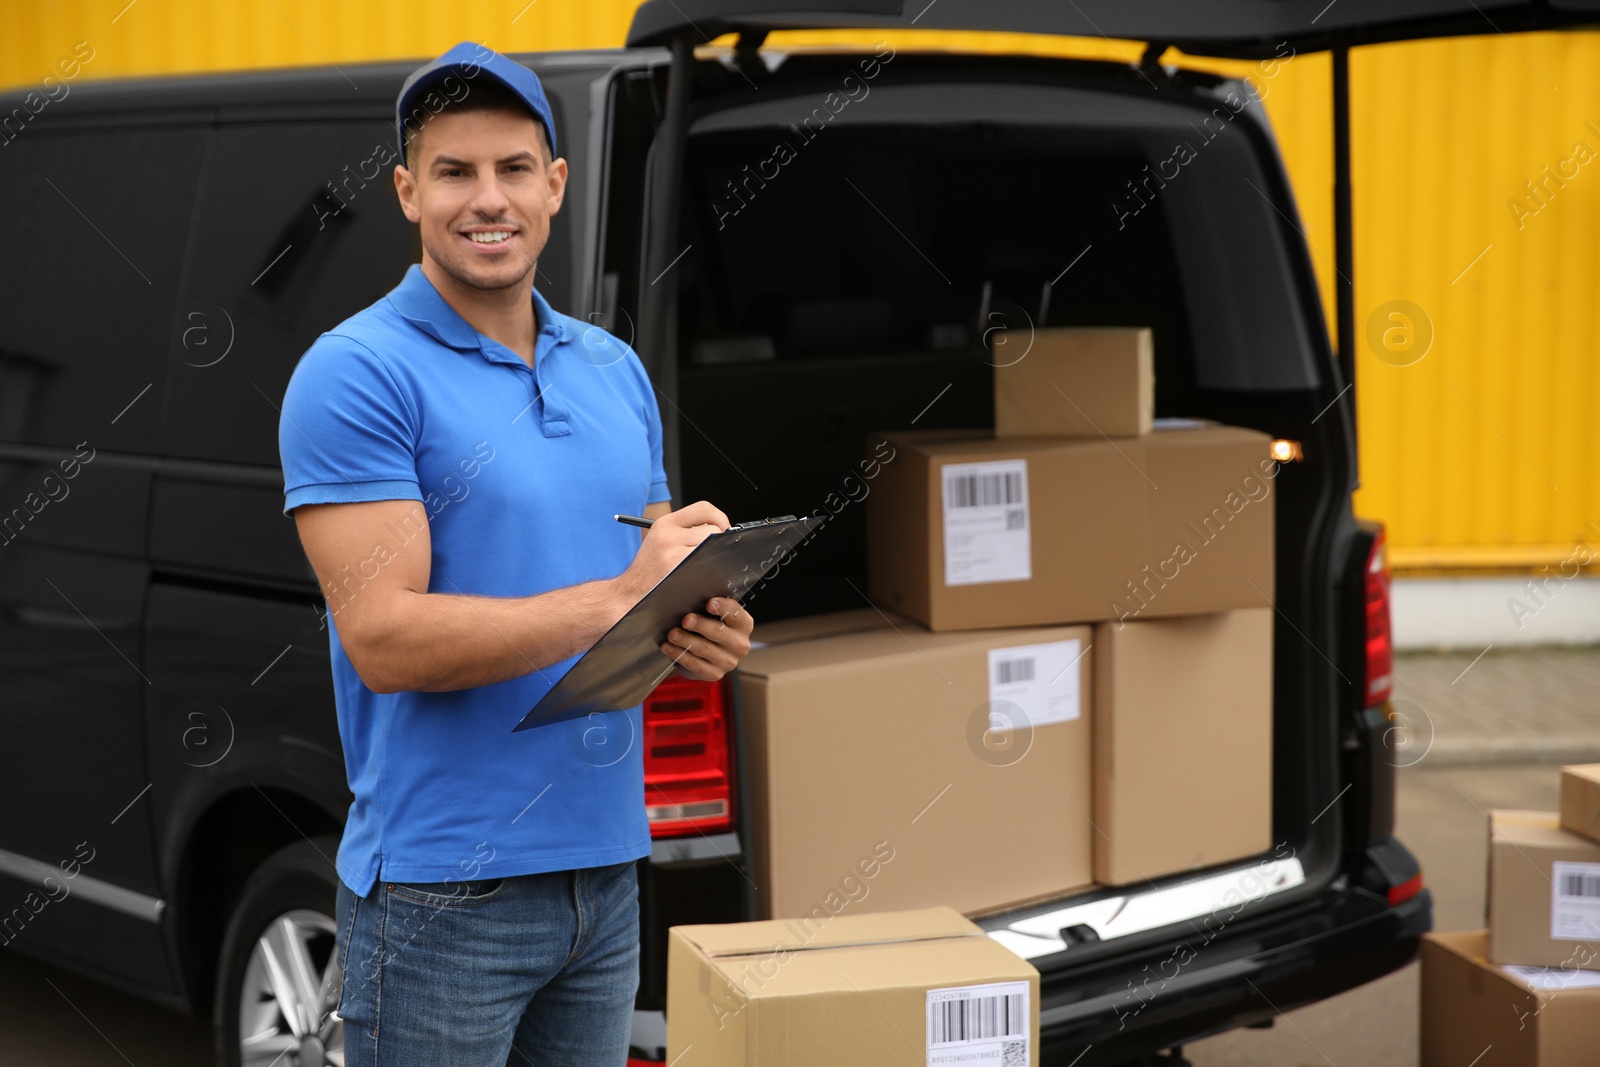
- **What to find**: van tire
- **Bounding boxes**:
[213,836,344,1067]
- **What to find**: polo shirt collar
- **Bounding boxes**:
[388,262,571,354]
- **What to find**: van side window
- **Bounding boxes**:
[161,122,420,467]
[0,126,208,454]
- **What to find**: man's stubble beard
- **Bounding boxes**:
[422,228,544,295]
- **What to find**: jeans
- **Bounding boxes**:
[334,860,641,1067]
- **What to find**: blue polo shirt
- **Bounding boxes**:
[278,263,671,897]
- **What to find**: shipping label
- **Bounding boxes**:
[927,980,1030,1067]
[1552,861,1600,941]
[942,459,1030,586]
[987,639,1083,729]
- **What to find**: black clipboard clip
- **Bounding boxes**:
[512,512,824,731]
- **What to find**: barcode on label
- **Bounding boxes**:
[946,470,1024,508]
[994,657,1035,685]
[930,993,1025,1045]
[1559,870,1600,898]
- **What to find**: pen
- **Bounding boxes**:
[614,513,655,529]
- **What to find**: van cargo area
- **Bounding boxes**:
[667,61,1333,840]
[664,65,1326,618]
[603,52,1427,1058]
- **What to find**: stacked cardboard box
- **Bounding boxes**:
[1091,609,1273,884]
[995,327,1154,437]
[1487,807,1600,970]
[740,610,1095,919]
[868,326,1275,632]
[668,907,1040,1067]
[860,327,1275,885]
[1561,763,1600,842]
[864,424,1276,631]
[1420,931,1600,1067]
[668,327,1281,1050]
[1421,765,1600,1064]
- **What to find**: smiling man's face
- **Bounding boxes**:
[395,106,567,295]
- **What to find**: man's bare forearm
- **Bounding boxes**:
[350,575,639,694]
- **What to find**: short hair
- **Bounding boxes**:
[403,78,553,173]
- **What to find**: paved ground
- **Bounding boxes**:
[1186,762,1562,1067]
[1184,642,1600,1067]
[0,955,211,1065]
[1389,645,1600,765]
[0,648,1594,1065]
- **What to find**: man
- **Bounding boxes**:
[277,42,753,1066]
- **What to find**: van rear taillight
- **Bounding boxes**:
[1387,870,1424,906]
[643,674,733,837]
[1364,525,1393,707]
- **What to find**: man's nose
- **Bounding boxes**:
[468,171,512,215]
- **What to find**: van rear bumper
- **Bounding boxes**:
[1035,864,1432,1064]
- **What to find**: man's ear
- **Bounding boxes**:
[544,157,569,218]
[394,164,422,223]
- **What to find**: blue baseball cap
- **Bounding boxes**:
[395,41,557,166]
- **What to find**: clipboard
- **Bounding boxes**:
[512,513,825,731]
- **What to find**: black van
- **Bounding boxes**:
[7,2,1581,1064]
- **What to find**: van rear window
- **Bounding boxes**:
[677,79,1325,396]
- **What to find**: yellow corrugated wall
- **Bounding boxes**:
[1348,34,1600,573]
[4,3,1595,574]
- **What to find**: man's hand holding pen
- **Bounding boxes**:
[614,502,755,682]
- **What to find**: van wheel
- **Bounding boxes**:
[214,837,345,1067]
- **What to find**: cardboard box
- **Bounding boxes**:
[1092,608,1274,884]
[1421,929,1600,1067]
[995,327,1154,438]
[668,906,1040,1067]
[1488,810,1600,970]
[865,423,1275,631]
[1560,764,1600,844]
[738,610,1094,919]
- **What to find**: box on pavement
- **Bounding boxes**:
[1559,764,1600,844]
[1421,929,1600,1067]
[1091,608,1274,884]
[994,327,1154,438]
[668,906,1040,1067]
[738,609,1094,919]
[1487,810,1600,971]
[865,422,1275,631]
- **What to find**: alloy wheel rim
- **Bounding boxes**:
[237,908,344,1066]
